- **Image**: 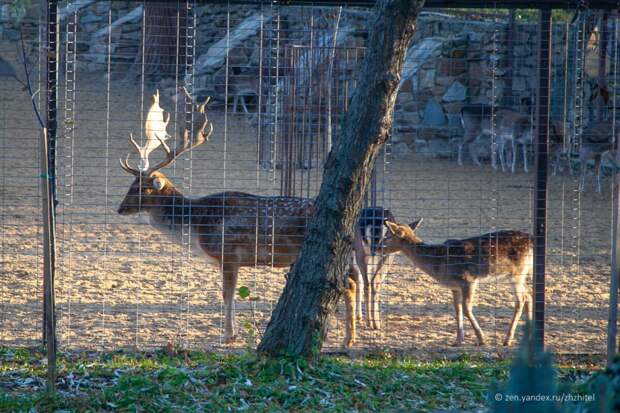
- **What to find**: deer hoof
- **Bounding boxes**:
[450,340,464,347]
[502,338,513,347]
[224,334,237,344]
[476,339,486,346]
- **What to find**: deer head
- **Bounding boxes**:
[383,219,424,252]
[358,207,396,256]
[118,95,213,215]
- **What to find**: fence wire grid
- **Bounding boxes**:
[0,1,619,357]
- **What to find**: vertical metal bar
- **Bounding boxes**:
[504,9,516,107]
[607,12,619,365]
[598,12,609,122]
[533,8,552,354]
[43,0,59,392]
[608,135,620,364]
[44,0,58,344]
[47,0,58,205]
[41,128,57,392]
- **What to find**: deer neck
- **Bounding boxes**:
[147,185,193,231]
[399,239,448,281]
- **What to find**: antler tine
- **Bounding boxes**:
[142,134,176,175]
[118,134,143,176]
[128,133,142,156]
[119,153,140,176]
[196,96,213,143]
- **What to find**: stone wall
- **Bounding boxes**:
[2,4,596,159]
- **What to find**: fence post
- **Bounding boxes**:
[43,0,59,392]
[607,13,620,366]
[533,8,552,354]
[41,128,57,392]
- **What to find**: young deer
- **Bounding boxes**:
[459,105,532,173]
[351,207,397,330]
[579,120,619,193]
[118,92,362,347]
[384,220,533,346]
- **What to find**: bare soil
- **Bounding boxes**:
[0,44,614,357]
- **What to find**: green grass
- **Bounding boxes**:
[0,347,598,413]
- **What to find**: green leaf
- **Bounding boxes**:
[238,286,250,299]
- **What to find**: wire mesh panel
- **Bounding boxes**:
[0,8,44,347]
[1,2,619,357]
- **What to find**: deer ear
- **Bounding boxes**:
[384,220,397,232]
[408,218,423,231]
[152,177,166,190]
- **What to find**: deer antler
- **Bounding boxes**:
[119,133,141,176]
[120,92,213,177]
[150,97,213,172]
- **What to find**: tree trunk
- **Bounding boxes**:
[257,0,425,358]
[130,1,186,81]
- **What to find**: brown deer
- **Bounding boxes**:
[384,219,533,346]
[578,120,619,193]
[118,92,362,347]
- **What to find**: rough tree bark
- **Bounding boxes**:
[257,0,425,357]
[129,1,186,80]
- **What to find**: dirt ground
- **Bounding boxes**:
[0,42,615,358]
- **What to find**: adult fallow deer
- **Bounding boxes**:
[118,92,363,347]
[384,219,533,347]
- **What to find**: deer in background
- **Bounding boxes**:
[212,67,260,114]
[459,105,533,173]
[578,120,619,193]
[119,91,369,348]
[384,219,533,346]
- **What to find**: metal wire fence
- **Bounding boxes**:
[1,1,619,358]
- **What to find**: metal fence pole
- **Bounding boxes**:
[533,8,552,354]
[41,128,57,392]
[607,13,620,365]
[43,0,59,392]
[46,0,58,205]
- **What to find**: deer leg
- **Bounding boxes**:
[469,137,482,167]
[594,154,603,193]
[241,96,250,114]
[463,282,485,346]
[525,291,533,321]
[353,245,370,326]
[579,152,588,191]
[504,284,527,346]
[457,141,464,166]
[343,271,357,348]
[490,139,499,170]
[522,141,529,173]
[506,138,514,173]
[232,96,239,114]
[552,151,561,176]
[222,265,239,343]
[369,257,385,330]
[451,289,464,346]
[350,264,364,323]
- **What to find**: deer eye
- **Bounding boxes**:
[152,178,166,190]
